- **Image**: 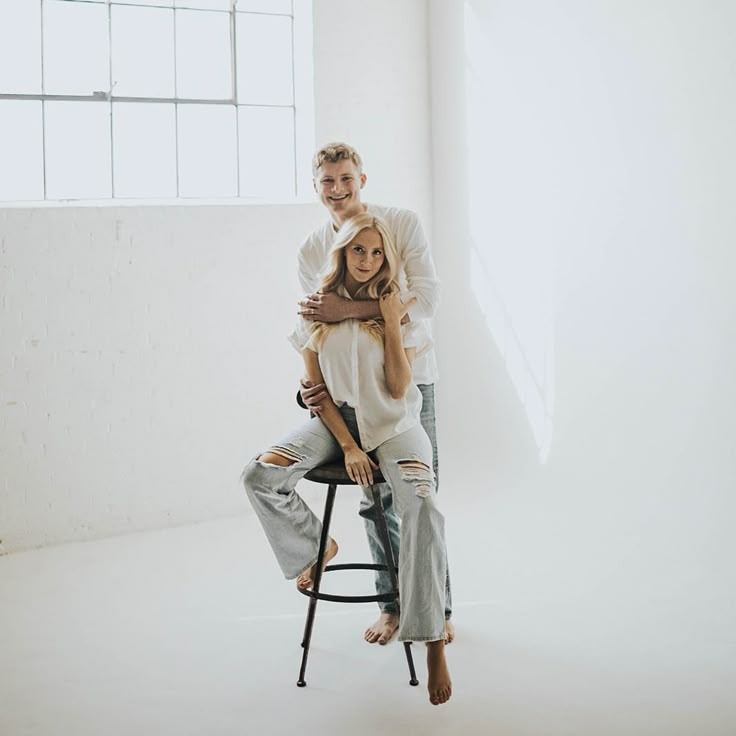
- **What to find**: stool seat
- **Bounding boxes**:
[305,462,385,485]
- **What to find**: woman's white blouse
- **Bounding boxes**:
[289,317,432,452]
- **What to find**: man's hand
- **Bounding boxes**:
[299,378,330,414]
[298,292,349,323]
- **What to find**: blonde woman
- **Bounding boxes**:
[241,213,451,706]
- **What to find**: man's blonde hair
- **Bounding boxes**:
[312,142,363,177]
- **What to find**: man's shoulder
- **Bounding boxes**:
[368,203,419,225]
[298,219,333,256]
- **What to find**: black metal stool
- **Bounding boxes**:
[296,462,419,688]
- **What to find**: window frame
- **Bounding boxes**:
[0,0,314,206]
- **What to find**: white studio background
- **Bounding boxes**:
[1,0,735,732]
[430,0,736,731]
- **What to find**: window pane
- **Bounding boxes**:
[176,10,232,100]
[177,105,237,197]
[112,103,177,198]
[43,0,109,96]
[0,0,42,94]
[45,101,112,199]
[111,5,175,98]
[236,13,293,105]
[175,0,231,10]
[238,106,294,198]
[237,0,292,14]
[0,101,43,201]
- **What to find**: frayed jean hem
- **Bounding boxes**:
[398,633,446,643]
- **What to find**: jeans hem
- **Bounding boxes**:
[398,633,446,643]
[287,553,320,582]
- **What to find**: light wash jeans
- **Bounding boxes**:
[241,405,447,643]
[360,384,453,619]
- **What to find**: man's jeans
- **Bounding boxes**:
[242,405,447,642]
[359,383,453,619]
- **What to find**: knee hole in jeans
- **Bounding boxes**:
[397,459,434,498]
[257,445,303,466]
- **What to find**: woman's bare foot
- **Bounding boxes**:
[426,640,452,705]
[364,612,400,645]
[445,619,455,644]
[296,538,338,590]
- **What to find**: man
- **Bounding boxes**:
[297,142,454,647]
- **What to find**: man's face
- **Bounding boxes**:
[314,160,366,222]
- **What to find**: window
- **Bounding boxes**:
[0,0,314,203]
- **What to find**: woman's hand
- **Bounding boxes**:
[344,446,379,486]
[379,292,417,324]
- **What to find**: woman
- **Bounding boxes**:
[241,213,451,706]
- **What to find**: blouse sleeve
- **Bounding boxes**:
[287,317,317,353]
[400,319,432,358]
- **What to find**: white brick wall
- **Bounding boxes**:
[0,204,326,553]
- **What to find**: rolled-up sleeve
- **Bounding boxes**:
[287,317,315,353]
[401,319,432,358]
[398,211,441,322]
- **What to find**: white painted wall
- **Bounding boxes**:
[0,0,432,554]
[429,0,736,731]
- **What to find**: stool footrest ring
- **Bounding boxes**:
[298,590,396,603]
[325,563,397,572]
[297,562,400,604]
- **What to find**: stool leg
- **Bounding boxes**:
[370,485,419,687]
[297,482,337,687]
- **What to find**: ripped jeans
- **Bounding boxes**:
[241,406,448,643]
[361,383,452,619]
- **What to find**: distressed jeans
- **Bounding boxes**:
[241,406,447,642]
[360,384,453,619]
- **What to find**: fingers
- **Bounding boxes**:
[298,294,322,309]
[346,461,373,486]
[359,463,373,486]
[302,382,326,400]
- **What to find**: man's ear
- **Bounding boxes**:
[360,173,367,188]
[313,178,318,193]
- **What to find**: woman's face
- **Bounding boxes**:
[344,227,385,290]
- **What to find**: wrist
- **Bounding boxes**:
[338,298,353,320]
[341,440,358,452]
[384,316,402,330]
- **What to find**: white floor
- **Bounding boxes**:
[1,487,734,736]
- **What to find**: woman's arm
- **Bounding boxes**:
[302,349,378,485]
[379,293,417,400]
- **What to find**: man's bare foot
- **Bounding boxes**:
[426,640,452,705]
[445,619,455,644]
[364,612,400,645]
[296,538,338,590]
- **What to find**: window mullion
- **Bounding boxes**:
[41,0,48,199]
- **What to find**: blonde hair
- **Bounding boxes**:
[310,213,399,349]
[312,142,363,177]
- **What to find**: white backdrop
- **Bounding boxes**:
[430,0,736,731]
